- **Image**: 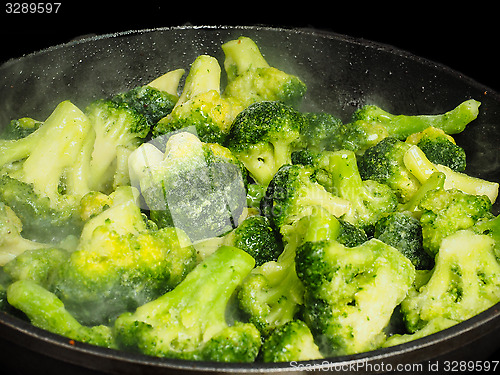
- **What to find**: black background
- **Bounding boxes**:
[1,0,499,365]
[1,2,499,92]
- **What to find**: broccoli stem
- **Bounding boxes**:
[176,55,221,106]
[115,246,256,358]
[357,99,480,139]
[8,101,92,202]
[221,37,269,81]
[147,68,185,97]
[399,171,446,214]
[7,280,116,348]
[404,145,499,203]
[322,150,364,198]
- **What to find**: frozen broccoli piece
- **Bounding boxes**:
[129,132,247,242]
[260,320,323,362]
[400,230,500,333]
[296,237,415,356]
[353,99,480,139]
[114,245,261,362]
[153,55,234,144]
[221,36,306,111]
[419,188,493,256]
[225,101,307,186]
[374,212,434,270]
[7,279,116,348]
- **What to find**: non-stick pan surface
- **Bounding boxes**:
[0,26,499,374]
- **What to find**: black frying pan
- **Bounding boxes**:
[0,26,499,374]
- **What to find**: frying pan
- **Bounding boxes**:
[0,25,499,374]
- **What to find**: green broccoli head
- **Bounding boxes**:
[153,55,235,144]
[296,238,415,356]
[297,112,343,152]
[400,230,500,333]
[473,214,500,259]
[374,212,434,270]
[237,240,304,336]
[333,120,389,155]
[53,224,196,326]
[114,245,261,362]
[221,36,306,110]
[353,99,481,139]
[358,137,421,202]
[7,279,116,348]
[129,132,247,242]
[237,206,342,337]
[51,188,196,325]
[0,175,84,244]
[419,188,493,256]
[3,247,69,288]
[260,319,323,362]
[260,164,350,235]
[336,218,369,248]
[226,101,307,186]
[111,85,178,128]
[225,215,283,266]
[319,150,398,232]
[406,127,466,172]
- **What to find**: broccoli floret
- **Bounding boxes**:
[403,144,499,204]
[406,127,466,172]
[0,101,94,243]
[114,245,261,362]
[7,279,116,348]
[221,36,306,111]
[474,214,500,259]
[318,150,398,232]
[297,112,343,152]
[111,86,178,129]
[0,202,51,266]
[238,207,343,337]
[223,215,283,266]
[374,212,434,270]
[3,247,69,287]
[51,186,196,325]
[237,240,304,336]
[400,230,500,333]
[336,218,369,248]
[85,97,150,192]
[226,101,307,186]
[0,117,43,140]
[246,183,267,209]
[260,164,350,234]
[295,238,415,356]
[78,191,113,221]
[153,55,234,144]
[333,120,389,155]
[129,132,247,242]
[353,99,481,139]
[418,188,493,256]
[260,319,323,362]
[358,137,421,202]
